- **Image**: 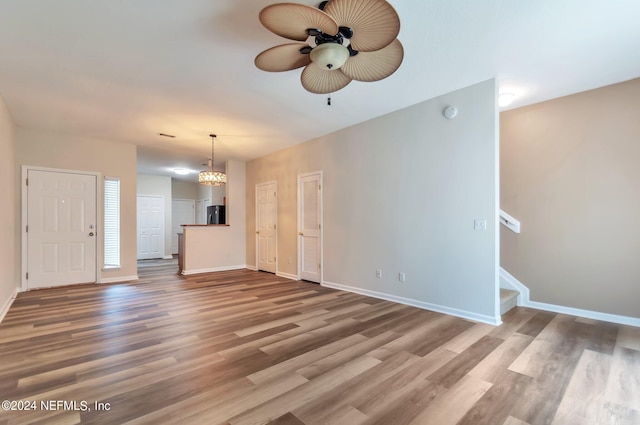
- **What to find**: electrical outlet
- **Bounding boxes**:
[399,272,406,282]
[376,269,382,279]
[474,219,487,231]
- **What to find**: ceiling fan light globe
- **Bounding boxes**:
[310,43,349,71]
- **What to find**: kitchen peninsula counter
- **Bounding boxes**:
[178,224,245,275]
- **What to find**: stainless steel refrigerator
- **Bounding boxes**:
[207,205,225,224]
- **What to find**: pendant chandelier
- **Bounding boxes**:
[198,134,227,186]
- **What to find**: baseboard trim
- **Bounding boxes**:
[162,255,174,260]
[245,265,257,271]
[181,265,246,275]
[99,275,139,284]
[0,288,18,324]
[276,272,298,281]
[524,299,640,327]
[322,280,501,326]
[500,267,640,327]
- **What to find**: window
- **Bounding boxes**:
[104,177,120,268]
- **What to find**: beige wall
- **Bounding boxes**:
[0,95,17,318]
[226,160,245,229]
[214,185,226,205]
[247,80,499,323]
[15,128,138,281]
[172,179,199,200]
[137,174,173,258]
[197,180,226,206]
[501,78,640,318]
[172,179,226,206]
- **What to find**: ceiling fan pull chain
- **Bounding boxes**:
[327,94,332,106]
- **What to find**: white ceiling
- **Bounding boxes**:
[1,0,639,182]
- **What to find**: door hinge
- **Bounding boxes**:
[26,272,29,279]
[26,225,28,233]
[318,184,321,190]
[26,178,29,186]
[318,224,321,230]
[273,224,276,229]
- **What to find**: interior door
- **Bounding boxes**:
[256,182,277,273]
[137,196,164,260]
[172,199,195,254]
[201,198,211,224]
[27,169,97,289]
[196,200,203,224]
[298,172,322,283]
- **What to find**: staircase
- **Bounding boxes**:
[499,210,521,316]
[500,288,518,315]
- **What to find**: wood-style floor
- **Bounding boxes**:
[0,267,638,425]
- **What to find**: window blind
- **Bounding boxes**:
[104,177,120,268]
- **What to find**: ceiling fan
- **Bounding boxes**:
[255,0,403,94]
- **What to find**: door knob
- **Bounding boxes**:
[298,232,303,236]
[89,232,95,237]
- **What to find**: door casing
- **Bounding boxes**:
[137,195,165,260]
[297,171,323,283]
[21,166,101,292]
[255,181,277,273]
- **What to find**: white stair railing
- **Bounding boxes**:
[499,210,520,233]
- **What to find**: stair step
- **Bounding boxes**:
[500,289,518,315]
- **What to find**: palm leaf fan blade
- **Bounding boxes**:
[259,3,338,41]
[323,0,400,52]
[340,39,403,82]
[255,43,311,72]
[301,64,352,94]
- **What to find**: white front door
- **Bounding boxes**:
[137,196,164,259]
[27,170,97,289]
[298,172,322,283]
[172,199,195,254]
[256,182,277,273]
